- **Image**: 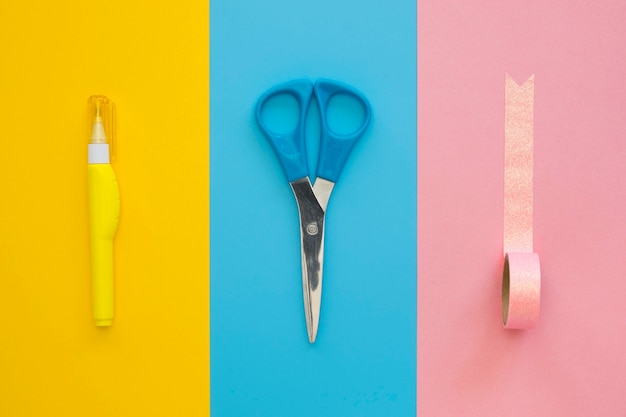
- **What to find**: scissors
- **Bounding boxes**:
[255,79,372,343]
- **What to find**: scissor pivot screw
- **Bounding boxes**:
[306,223,319,236]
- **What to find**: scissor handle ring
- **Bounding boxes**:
[314,79,372,140]
[314,79,372,183]
[255,79,313,182]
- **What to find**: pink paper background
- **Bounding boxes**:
[418,1,626,415]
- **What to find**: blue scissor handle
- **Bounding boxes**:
[314,79,371,183]
[255,79,313,182]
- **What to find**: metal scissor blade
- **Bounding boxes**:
[290,178,326,343]
[311,178,334,212]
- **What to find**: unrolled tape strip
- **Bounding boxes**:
[502,74,540,329]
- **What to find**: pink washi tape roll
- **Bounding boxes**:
[502,74,540,329]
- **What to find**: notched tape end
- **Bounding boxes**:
[505,72,535,88]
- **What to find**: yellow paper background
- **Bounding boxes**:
[0,0,209,415]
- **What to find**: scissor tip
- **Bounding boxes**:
[307,327,318,344]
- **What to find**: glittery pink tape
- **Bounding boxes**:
[503,253,540,328]
[503,74,541,329]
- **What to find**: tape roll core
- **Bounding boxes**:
[502,252,541,329]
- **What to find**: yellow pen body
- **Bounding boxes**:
[87,95,119,326]
[88,164,120,326]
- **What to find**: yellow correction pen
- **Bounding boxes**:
[87,96,120,326]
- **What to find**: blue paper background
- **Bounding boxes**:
[210,1,416,415]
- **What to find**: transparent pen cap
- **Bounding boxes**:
[88,95,116,157]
